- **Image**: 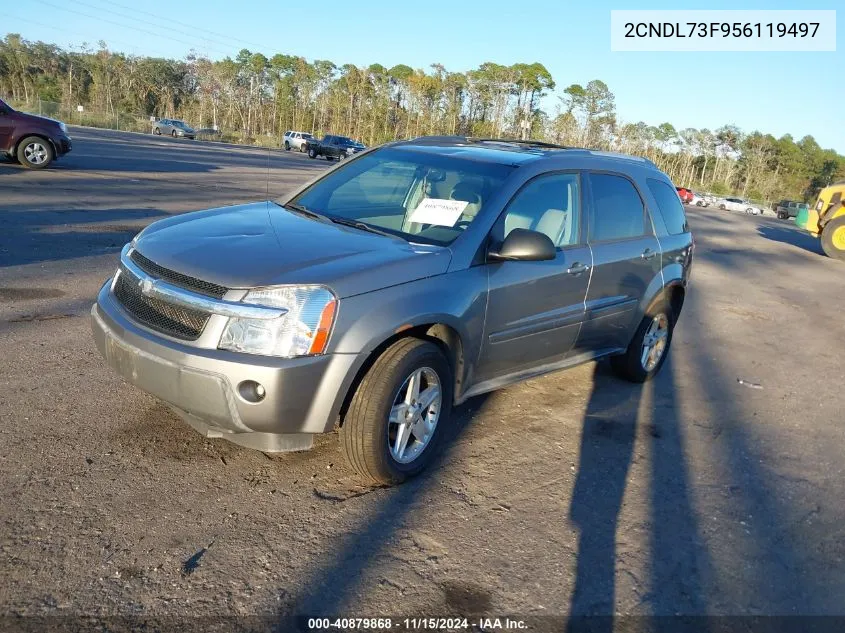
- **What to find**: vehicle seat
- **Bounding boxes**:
[535,208,569,245]
[503,179,572,245]
[450,181,483,224]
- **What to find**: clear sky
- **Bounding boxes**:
[2,0,842,152]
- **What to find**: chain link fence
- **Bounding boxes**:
[7,98,283,147]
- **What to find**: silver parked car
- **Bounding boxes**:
[152,118,196,139]
[91,137,693,485]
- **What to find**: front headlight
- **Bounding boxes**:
[219,285,337,358]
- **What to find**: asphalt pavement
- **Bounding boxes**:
[1,127,844,629]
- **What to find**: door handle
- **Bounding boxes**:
[567,262,590,275]
[641,248,657,261]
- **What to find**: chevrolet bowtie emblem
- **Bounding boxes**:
[139,277,155,296]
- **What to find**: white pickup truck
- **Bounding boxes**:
[283,130,314,152]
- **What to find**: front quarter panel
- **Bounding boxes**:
[328,267,489,395]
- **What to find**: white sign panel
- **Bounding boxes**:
[409,198,468,227]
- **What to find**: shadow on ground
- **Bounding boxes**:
[756,225,825,257]
[0,207,166,267]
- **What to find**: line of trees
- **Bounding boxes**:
[1,33,842,202]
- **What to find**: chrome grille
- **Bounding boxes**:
[130,250,228,298]
[114,266,210,340]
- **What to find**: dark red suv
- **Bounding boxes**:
[0,97,72,169]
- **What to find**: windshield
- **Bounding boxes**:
[303,133,313,139]
[172,120,188,128]
[336,136,356,145]
[288,147,515,245]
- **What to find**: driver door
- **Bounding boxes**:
[475,172,592,383]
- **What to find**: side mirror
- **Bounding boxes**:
[488,228,556,262]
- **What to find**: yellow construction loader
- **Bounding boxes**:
[796,181,845,260]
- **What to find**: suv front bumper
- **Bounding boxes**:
[91,282,362,451]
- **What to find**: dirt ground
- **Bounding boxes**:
[2,128,844,632]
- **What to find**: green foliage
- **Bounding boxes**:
[1,32,841,202]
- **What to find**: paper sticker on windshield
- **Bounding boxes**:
[409,198,468,226]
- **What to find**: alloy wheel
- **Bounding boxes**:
[387,367,442,464]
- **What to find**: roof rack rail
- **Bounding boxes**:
[467,137,571,150]
[409,135,468,143]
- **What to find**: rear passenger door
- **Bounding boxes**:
[575,172,662,354]
[476,172,592,383]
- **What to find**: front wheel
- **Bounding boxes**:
[284,141,290,151]
[307,148,317,159]
[719,204,726,210]
[611,301,674,383]
[820,217,845,261]
[340,338,453,485]
[153,128,161,135]
[300,144,307,153]
[171,129,177,137]
[17,136,54,169]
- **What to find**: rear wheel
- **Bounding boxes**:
[171,129,177,137]
[820,217,845,261]
[611,300,674,383]
[719,204,726,210]
[300,143,307,153]
[17,136,54,169]
[153,127,161,135]
[284,141,290,151]
[340,338,453,485]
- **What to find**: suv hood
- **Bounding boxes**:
[133,202,451,298]
[15,110,64,128]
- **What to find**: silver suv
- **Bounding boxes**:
[91,137,693,485]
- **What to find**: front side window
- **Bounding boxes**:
[499,173,581,248]
[288,147,514,245]
[588,173,646,242]
[647,179,688,235]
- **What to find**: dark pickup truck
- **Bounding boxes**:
[0,97,72,169]
[305,134,366,161]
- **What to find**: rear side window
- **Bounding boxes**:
[588,173,646,242]
[647,179,689,235]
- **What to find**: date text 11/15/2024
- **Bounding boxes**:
[306,617,528,630]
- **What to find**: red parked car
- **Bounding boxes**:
[0,97,72,169]
[676,187,694,204]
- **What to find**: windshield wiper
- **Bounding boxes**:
[328,217,405,241]
[279,202,330,222]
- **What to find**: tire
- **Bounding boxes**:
[326,155,335,161]
[308,148,317,159]
[300,144,306,153]
[719,204,726,210]
[820,217,845,261]
[16,136,54,170]
[340,338,453,485]
[153,128,161,135]
[284,141,290,151]
[171,129,177,137]
[610,300,674,383]
[746,207,754,215]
